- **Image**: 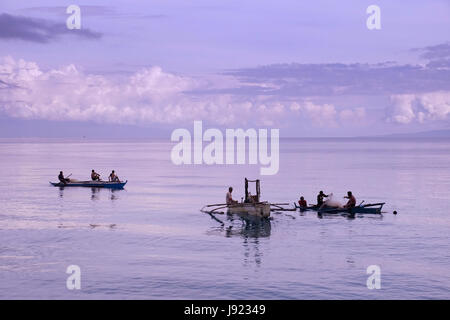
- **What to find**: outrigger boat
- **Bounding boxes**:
[50,180,127,189]
[201,178,294,219]
[294,202,385,215]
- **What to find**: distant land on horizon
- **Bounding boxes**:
[376,129,450,138]
[0,118,449,140]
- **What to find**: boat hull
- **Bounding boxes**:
[227,202,271,218]
[295,203,384,215]
[50,180,127,189]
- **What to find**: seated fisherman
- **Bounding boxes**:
[91,170,101,181]
[109,170,120,182]
[226,187,238,205]
[298,196,307,208]
[58,171,70,185]
[344,191,356,208]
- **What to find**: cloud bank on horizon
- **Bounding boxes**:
[0,56,368,128]
[1,54,448,130]
[0,1,449,137]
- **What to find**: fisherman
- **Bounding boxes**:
[298,196,307,208]
[226,187,238,205]
[317,191,328,206]
[58,171,70,185]
[108,170,120,182]
[91,170,101,181]
[344,191,356,208]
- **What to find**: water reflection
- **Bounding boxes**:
[91,187,101,201]
[225,215,271,239]
[91,188,121,201]
[207,215,271,267]
[56,187,123,201]
[109,189,120,201]
[317,212,384,220]
[207,214,272,239]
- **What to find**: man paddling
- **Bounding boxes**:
[91,170,101,181]
[344,191,356,208]
[317,190,328,206]
[58,171,70,185]
[226,187,238,205]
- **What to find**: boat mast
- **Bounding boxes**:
[244,178,261,202]
[245,178,249,202]
[256,179,260,202]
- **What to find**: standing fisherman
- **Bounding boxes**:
[317,190,328,206]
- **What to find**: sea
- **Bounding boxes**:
[0,138,449,299]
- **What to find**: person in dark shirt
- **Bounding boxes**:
[58,171,70,185]
[317,191,328,206]
[109,170,120,182]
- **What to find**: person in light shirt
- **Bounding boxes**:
[226,187,237,205]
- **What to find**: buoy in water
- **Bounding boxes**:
[393,210,397,215]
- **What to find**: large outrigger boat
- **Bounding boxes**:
[201,178,293,219]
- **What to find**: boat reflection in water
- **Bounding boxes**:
[206,212,271,239]
[57,186,123,201]
[317,211,384,221]
[91,187,121,201]
[224,214,271,239]
[207,214,271,267]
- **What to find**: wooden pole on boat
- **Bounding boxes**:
[256,179,261,202]
[245,178,249,202]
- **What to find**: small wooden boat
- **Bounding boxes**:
[294,202,385,215]
[50,180,127,189]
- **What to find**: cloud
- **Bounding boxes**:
[415,42,450,60]
[0,13,101,43]
[412,42,450,70]
[18,6,116,17]
[17,6,166,19]
[0,57,364,128]
[340,107,365,122]
[222,61,450,97]
[386,92,450,124]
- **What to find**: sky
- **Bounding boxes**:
[0,0,449,138]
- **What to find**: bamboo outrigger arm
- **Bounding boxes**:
[200,204,228,215]
[269,203,297,211]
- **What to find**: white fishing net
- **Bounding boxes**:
[323,193,343,208]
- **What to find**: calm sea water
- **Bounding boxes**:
[0,138,449,299]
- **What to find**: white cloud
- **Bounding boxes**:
[387,92,450,124]
[340,107,365,122]
[0,57,366,128]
